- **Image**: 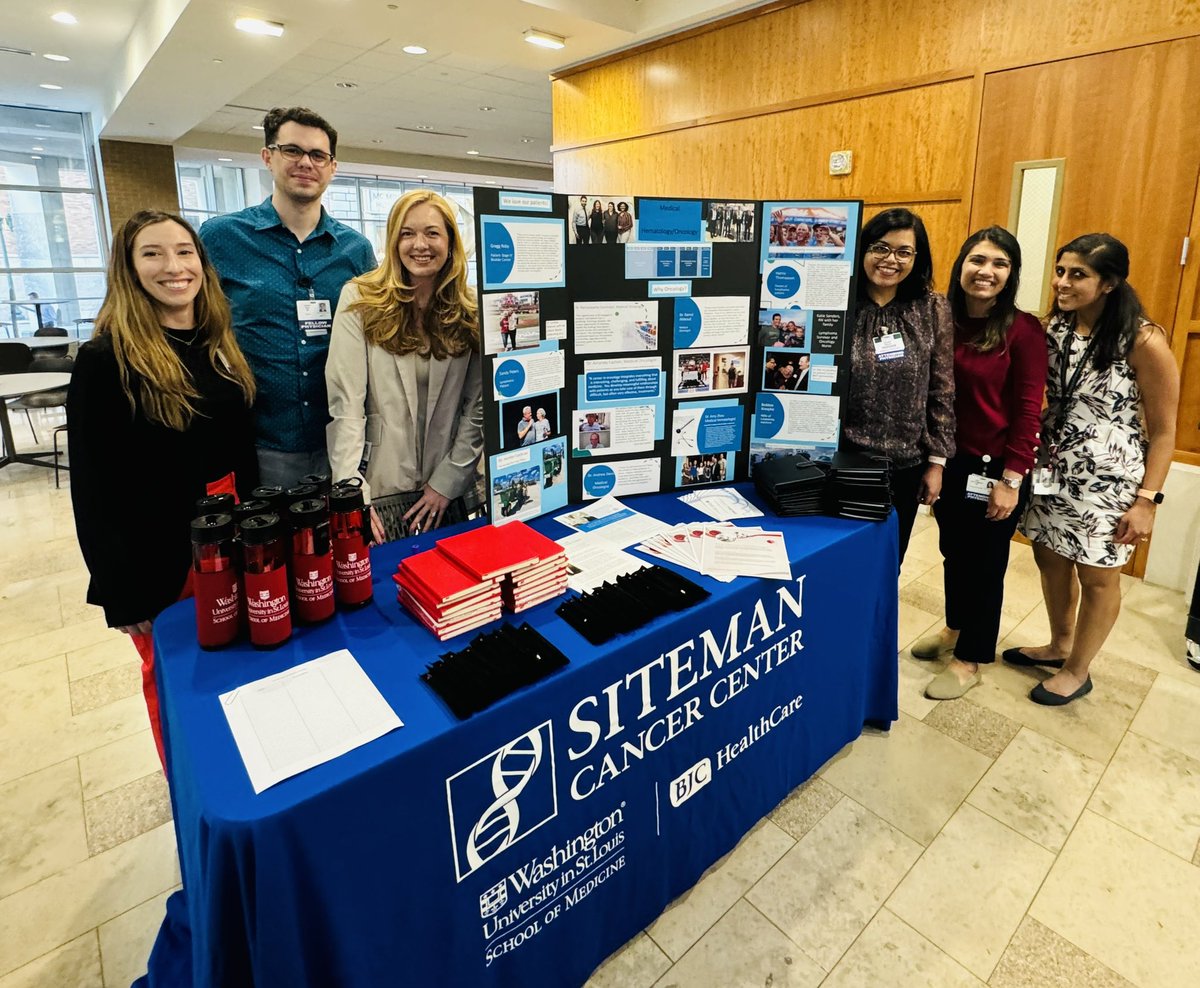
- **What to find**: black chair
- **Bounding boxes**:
[1,342,70,454]
[32,326,70,361]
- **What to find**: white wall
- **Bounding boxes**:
[1145,461,1200,597]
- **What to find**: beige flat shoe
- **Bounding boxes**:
[911,634,955,660]
[924,667,980,700]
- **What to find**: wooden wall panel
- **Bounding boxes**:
[553,0,984,146]
[970,39,1200,330]
[552,0,1200,149]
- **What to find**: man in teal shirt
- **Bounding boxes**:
[200,106,375,487]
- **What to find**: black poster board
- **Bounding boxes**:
[472,189,863,524]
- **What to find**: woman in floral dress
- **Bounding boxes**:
[1015,234,1179,705]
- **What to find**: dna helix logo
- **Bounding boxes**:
[466,729,543,872]
[447,721,558,882]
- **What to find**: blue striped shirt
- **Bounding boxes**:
[200,198,376,453]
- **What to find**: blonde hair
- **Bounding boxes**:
[94,210,255,431]
[350,189,478,357]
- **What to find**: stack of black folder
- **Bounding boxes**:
[752,452,828,516]
[825,451,892,521]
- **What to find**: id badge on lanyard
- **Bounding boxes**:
[1040,327,1100,496]
[873,329,905,361]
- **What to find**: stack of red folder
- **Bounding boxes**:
[394,521,569,639]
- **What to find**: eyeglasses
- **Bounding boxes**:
[867,242,916,262]
[268,143,334,166]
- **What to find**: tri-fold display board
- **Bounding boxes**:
[472,190,863,524]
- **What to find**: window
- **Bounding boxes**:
[0,105,106,334]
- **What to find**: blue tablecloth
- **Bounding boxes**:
[147,486,898,987]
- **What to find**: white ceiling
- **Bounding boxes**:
[0,0,768,180]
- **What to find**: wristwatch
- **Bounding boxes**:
[999,475,1022,490]
[1136,488,1165,504]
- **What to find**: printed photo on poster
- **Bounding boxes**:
[673,348,749,398]
[500,392,559,451]
[751,443,836,468]
[679,453,729,486]
[672,296,751,349]
[767,205,849,255]
[573,300,659,354]
[763,350,814,392]
[573,405,656,457]
[704,202,756,243]
[581,458,661,499]
[482,291,540,354]
[567,194,636,245]
[755,310,809,348]
[492,464,541,521]
[541,440,565,488]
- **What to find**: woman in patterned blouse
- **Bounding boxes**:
[843,208,956,564]
[1012,234,1179,706]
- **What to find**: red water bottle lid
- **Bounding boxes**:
[239,513,285,545]
[191,512,235,543]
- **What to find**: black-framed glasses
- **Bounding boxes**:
[268,143,334,166]
[867,242,916,262]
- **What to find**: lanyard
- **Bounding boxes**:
[1049,323,1102,445]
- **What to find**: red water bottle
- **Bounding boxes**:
[239,513,292,648]
[190,513,240,648]
[288,498,335,624]
[330,480,373,608]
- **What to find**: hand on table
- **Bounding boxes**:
[402,484,451,535]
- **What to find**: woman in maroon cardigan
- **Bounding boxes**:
[912,227,1047,699]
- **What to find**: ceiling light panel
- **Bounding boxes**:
[235,17,284,38]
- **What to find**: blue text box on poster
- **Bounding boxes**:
[638,200,704,242]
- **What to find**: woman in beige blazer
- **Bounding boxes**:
[326,190,483,539]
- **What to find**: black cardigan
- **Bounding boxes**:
[67,335,258,627]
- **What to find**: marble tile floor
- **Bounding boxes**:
[1,409,1198,987]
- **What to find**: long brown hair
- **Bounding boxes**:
[947,226,1024,353]
[94,210,255,430]
[350,190,478,358]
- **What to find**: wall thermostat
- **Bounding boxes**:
[829,150,853,176]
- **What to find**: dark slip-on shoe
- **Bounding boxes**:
[1003,647,1065,669]
[1029,676,1092,706]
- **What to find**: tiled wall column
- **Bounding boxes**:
[98,140,179,234]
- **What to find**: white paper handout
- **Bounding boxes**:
[555,495,671,548]
[558,531,650,593]
[680,487,765,521]
[220,649,403,794]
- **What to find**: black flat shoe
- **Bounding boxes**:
[1030,676,1092,706]
[1003,647,1065,669]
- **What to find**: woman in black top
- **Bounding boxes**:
[68,209,257,766]
[589,199,605,244]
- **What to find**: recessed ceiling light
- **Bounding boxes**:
[235,17,284,37]
[485,180,496,185]
[51,12,77,25]
[252,124,264,131]
[402,45,427,55]
[335,81,357,89]
[39,83,63,90]
[370,139,383,144]
[479,105,495,112]
[31,146,44,151]
[521,137,534,143]
[415,124,434,131]
[35,123,51,128]
[217,157,233,162]
[523,29,566,50]
[417,174,427,180]
[212,58,223,64]
[43,53,70,62]
[466,149,480,155]
[31,155,42,160]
